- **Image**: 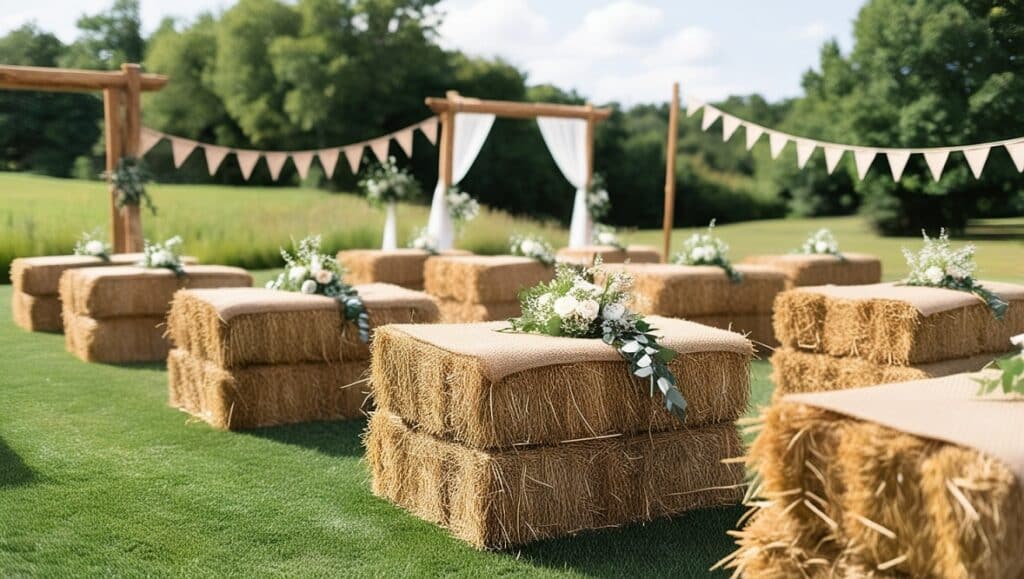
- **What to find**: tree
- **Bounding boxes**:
[61,0,145,70]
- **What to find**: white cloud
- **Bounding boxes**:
[644,26,716,68]
[562,1,663,58]
[798,20,829,41]
[438,0,550,62]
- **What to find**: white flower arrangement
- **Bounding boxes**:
[509,233,555,267]
[407,227,438,254]
[902,229,1007,319]
[592,224,625,250]
[446,187,480,230]
[73,229,112,261]
[507,263,687,422]
[138,236,185,276]
[585,174,611,221]
[672,220,742,283]
[799,228,843,258]
[266,235,370,342]
[358,157,422,208]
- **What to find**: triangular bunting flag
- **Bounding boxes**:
[291,151,315,180]
[962,147,990,179]
[686,98,703,117]
[235,150,261,181]
[1005,141,1024,172]
[264,152,289,181]
[344,145,364,174]
[395,128,414,157]
[419,117,439,145]
[795,139,816,168]
[823,146,845,174]
[318,148,340,178]
[885,150,910,181]
[853,150,876,180]
[369,138,391,163]
[171,138,198,168]
[721,115,741,142]
[923,150,949,182]
[745,125,764,151]
[768,132,789,159]
[203,145,230,176]
[139,128,163,156]
[700,107,722,132]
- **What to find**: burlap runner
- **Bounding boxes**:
[743,252,877,266]
[189,283,436,321]
[614,263,786,280]
[71,264,243,282]
[440,255,539,268]
[795,281,1024,316]
[787,371,1024,481]
[389,315,753,382]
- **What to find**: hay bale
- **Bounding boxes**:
[366,410,745,550]
[59,265,251,319]
[63,312,168,363]
[167,348,369,429]
[773,282,1024,365]
[168,284,438,368]
[687,314,776,350]
[741,253,882,289]
[337,249,472,289]
[555,245,661,266]
[601,263,786,318]
[11,290,62,332]
[371,316,752,448]
[424,255,554,303]
[770,348,1006,398]
[10,253,197,296]
[436,298,521,323]
[723,506,855,578]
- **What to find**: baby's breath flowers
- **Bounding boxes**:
[672,219,742,283]
[408,228,438,254]
[902,229,1007,320]
[799,228,843,259]
[73,229,112,261]
[592,224,626,250]
[358,157,421,207]
[445,187,480,231]
[509,233,556,267]
[586,174,611,221]
[139,236,185,276]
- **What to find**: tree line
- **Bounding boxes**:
[1,0,1021,235]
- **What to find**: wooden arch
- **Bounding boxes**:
[0,63,169,252]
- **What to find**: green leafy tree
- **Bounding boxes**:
[61,0,145,70]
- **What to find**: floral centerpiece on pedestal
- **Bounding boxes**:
[672,220,742,283]
[902,229,1007,320]
[266,235,370,342]
[359,157,422,250]
[509,233,555,267]
[506,263,687,421]
[408,227,438,254]
[798,228,844,259]
[592,224,626,250]
[73,229,112,261]
[138,236,186,276]
[446,186,480,236]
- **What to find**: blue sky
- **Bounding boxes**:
[1,0,865,104]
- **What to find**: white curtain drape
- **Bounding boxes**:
[537,117,590,247]
[427,112,495,250]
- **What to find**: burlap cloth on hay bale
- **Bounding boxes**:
[337,248,472,289]
[11,291,62,332]
[599,263,786,317]
[424,255,554,303]
[774,281,1024,366]
[771,347,1008,398]
[687,313,776,350]
[555,245,661,266]
[435,298,521,323]
[741,252,882,289]
[367,411,744,550]
[371,316,752,449]
[167,284,438,368]
[167,348,370,430]
[727,373,1024,578]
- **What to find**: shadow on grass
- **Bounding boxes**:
[513,505,744,578]
[0,437,37,488]
[245,418,368,458]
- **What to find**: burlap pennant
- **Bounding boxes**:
[395,128,414,157]
[923,150,949,182]
[171,137,198,168]
[369,138,391,162]
[721,114,741,142]
[318,148,340,178]
[264,152,289,181]
[1005,141,1024,172]
[419,117,439,145]
[823,146,845,174]
[139,128,163,156]
[291,151,315,180]
[344,145,364,173]
[235,150,261,181]
[203,145,230,176]
[745,125,764,150]
[686,98,703,117]
[886,150,910,181]
[795,139,816,168]
[768,132,789,159]
[700,106,721,131]
[962,146,990,179]
[854,150,876,180]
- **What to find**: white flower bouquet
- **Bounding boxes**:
[592,224,626,250]
[139,236,186,276]
[799,228,843,259]
[446,187,480,230]
[586,174,611,221]
[902,229,1007,319]
[358,157,422,208]
[509,233,555,267]
[73,229,112,261]
[407,228,438,254]
[266,235,370,342]
[506,263,687,421]
[975,333,1024,397]
[672,220,742,283]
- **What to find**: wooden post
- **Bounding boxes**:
[661,83,680,263]
[121,64,143,252]
[438,90,457,190]
[584,104,595,188]
[103,88,126,253]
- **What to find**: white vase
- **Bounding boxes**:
[382,201,398,250]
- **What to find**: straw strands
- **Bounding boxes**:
[424,255,553,322]
[337,249,472,290]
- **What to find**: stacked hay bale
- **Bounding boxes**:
[772,282,1024,397]
[366,316,753,549]
[166,283,438,430]
[423,255,554,322]
[741,253,882,289]
[337,249,471,290]
[723,373,1023,578]
[555,245,660,266]
[59,265,251,363]
[602,263,786,348]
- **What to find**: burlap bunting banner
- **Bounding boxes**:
[369,138,391,163]
[235,150,261,181]
[394,128,414,157]
[140,128,164,156]
[291,151,315,180]
[318,148,340,178]
[344,145,363,173]
[264,152,289,181]
[203,145,230,176]
[171,138,197,168]
[418,117,439,145]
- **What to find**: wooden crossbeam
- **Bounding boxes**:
[426,92,611,121]
[0,64,167,93]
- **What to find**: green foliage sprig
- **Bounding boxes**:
[506,263,686,422]
[110,156,156,215]
[672,219,743,283]
[73,229,112,261]
[902,229,1007,320]
[975,335,1024,397]
[509,233,555,267]
[358,157,421,209]
[139,236,185,277]
[266,235,369,343]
